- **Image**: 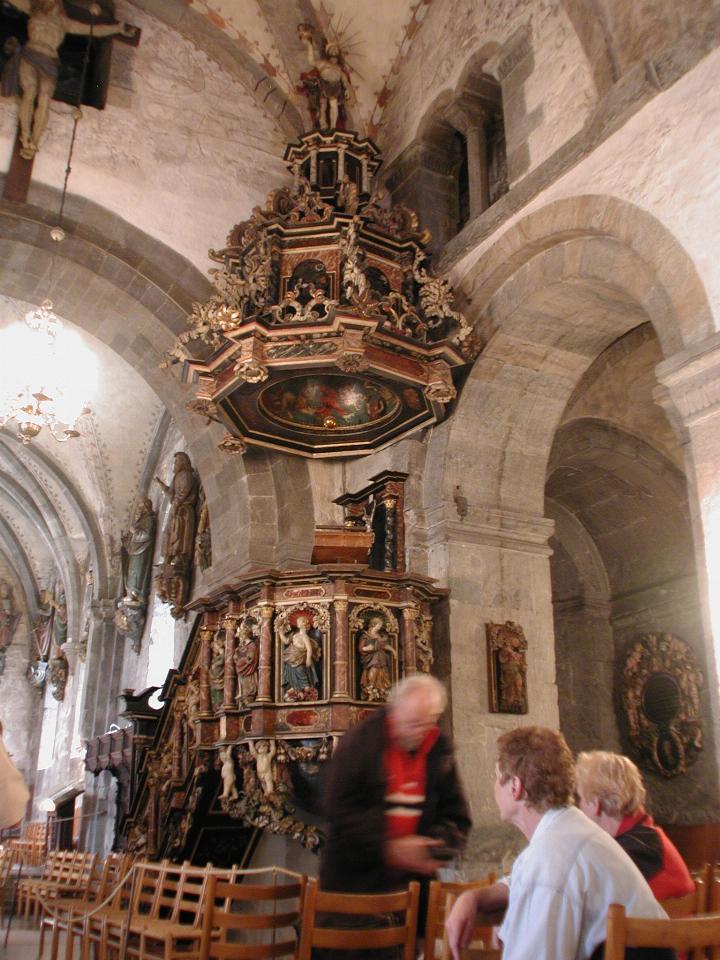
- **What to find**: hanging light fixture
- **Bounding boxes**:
[0,21,99,445]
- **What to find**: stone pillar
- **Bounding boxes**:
[222,616,237,710]
[332,598,350,698]
[656,332,720,701]
[257,604,274,702]
[401,606,417,675]
[465,120,489,217]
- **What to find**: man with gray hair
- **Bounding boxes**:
[320,673,471,914]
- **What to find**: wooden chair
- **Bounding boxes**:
[198,868,306,960]
[423,877,501,960]
[605,903,720,960]
[660,877,707,919]
[0,844,21,928]
[296,878,420,960]
[126,862,211,960]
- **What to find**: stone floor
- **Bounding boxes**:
[0,921,53,959]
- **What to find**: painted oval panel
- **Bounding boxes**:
[259,375,401,432]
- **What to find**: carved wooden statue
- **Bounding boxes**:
[48,647,68,700]
[2,0,136,159]
[219,746,238,801]
[358,614,396,702]
[155,452,198,617]
[117,497,156,651]
[234,618,259,706]
[487,621,528,714]
[194,485,211,572]
[279,613,321,702]
[249,739,276,796]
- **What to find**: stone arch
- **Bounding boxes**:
[454,195,715,353]
[0,200,316,578]
[0,515,38,617]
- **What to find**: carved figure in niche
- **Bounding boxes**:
[209,629,225,709]
[194,485,211,572]
[2,0,137,159]
[358,615,397,702]
[416,615,434,674]
[297,23,353,129]
[487,621,528,714]
[337,174,359,214]
[234,618,259,706]
[621,632,704,778]
[0,580,18,669]
[339,218,368,304]
[249,739,276,796]
[155,452,198,617]
[218,746,238,801]
[48,648,68,701]
[78,567,93,662]
[279,611,322,702]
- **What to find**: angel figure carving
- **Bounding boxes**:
[2,0,136,159]
[218,746,238,801]
[249,739,276,796]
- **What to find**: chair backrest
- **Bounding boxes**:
[296,878,420,960]
[423,877,499,960]
[198,868,306,960]
[660,877,706,919]
[605,903,720,960]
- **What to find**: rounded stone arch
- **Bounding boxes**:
[454,194,715,353]
[0,515,38,617]
[0,200,314,580]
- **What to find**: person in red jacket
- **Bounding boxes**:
[576,749,694,900]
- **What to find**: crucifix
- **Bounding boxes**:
[1,0,140,201]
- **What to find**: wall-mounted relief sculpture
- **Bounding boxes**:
[155,453,198,618]
[234,614,260,707]
[415,612,434,674]
[621,632,704,778]
[116,497,156,652]
[350,604,399,702]
[48,647,68,701]
[0,579,19,676]
[487,621,528,714]
[194,485,212,573]
[276,605,328,702]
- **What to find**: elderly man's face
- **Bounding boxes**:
[390,690,442,751]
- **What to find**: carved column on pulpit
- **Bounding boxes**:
[222,616,238,709]
[382,495,397,572]
[198,623,214,715]
[402,606,418,674]
[147,782,158,857]
[171,711,183,779]
[258,604,274,702]
[332,597,350,698]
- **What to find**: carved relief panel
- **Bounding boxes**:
[275,603,330,703]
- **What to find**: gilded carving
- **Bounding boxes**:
[487,621,528,714]
[622,632,703,778]
[350,604,399,702]
[218,434,247,455]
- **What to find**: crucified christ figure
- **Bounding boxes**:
[3,0,136,159]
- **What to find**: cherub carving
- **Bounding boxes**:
[219,746,238,801]
[249,739,276,796]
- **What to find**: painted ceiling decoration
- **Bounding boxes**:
[166,127,479,458]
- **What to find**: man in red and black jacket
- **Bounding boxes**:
[319,674,471,923]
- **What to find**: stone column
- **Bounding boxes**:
[382,496,397,572]
[257,604,274,702]
[222,616,237,710]
[657,333,720,699]
[332,598,350,698]
[465,120,489,216]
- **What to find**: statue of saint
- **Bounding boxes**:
[51,585,67,646]
[358,614,396,702]
[122,498,156,600]
[209,630,225,707]
[234,620,259,706]
[2,0,137,159]
[280,613,320,702]
[155,452,198,616]
[0,580,18,651]
[193,485,211,572]
[297,23,353,130]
